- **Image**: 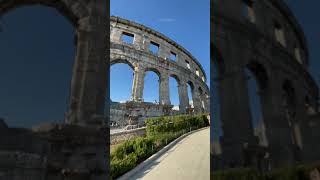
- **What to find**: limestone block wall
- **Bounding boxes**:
[110,16,210,114]
[110,101,175,127]
[0,121,108,180]
[110,127,146,145]
[213,0,320,170]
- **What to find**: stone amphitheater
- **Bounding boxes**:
[110,16,210,127]
[212,0,320,171]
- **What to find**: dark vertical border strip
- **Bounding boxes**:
[105,0,111,178]
[210,0,214,175]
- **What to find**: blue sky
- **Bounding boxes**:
[285,1,320,87]
[110,0,210,105]
[0,6,75,127]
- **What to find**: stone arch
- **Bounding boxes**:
[244,61,269,147]
[169,74,181,85]
[1,1,107,125]
[0,0,89,27]
[246,61,269,90]
[110,58,135,70]
[0,5,77,127]
[143,67,161,103]
[187,80,195,90]
[144,67,162,78]
[186,80,195,108]
[283,79,296,111]
[169,74,181,109]
[282,79,302,149]
[110,59,135,102]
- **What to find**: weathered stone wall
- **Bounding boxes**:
[110,127,146,145]
[110,16,210,115]
[0,121,108,180]
[212,0,320,170]
[0,0,108,179]
[110,101,180,127]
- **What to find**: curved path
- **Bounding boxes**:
[130,128,210,180]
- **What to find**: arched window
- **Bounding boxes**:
[187,82,194,108]
[294,46,302,64]
[242,0,256,23]
[0,5,75,128]
[169,75,180,111]
[196,68,200,76]
[143,70,160,103]
[274,21,286,47]
[110,63,134,102]
[282,80,302,149]
[245,62,269,147]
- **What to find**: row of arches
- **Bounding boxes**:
[212,46,313,151]
[110,61,208,112]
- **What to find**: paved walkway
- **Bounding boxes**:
[130,128,210,180]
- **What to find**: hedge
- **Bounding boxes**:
[110,114,209,179]
[145,114,209,136]
[211,163,320,180]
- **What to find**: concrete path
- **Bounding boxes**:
[130,128,210,180]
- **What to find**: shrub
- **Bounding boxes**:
[112,139,135,159]
[145,114,209,135]
[110,114,209,179]
[133,137,154,161]
[110,153,138,180]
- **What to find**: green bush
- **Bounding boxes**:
[112,139,135,159]
[133,137,154,161]
[110,114,209,179]
[145,114,209,136]
[110,153,137,180]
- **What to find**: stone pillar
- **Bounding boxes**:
[260,73,296,168]
[291,85,306,161]
[219,70,257,168]
[131,66,145,102]
[142,35,149,50]
[159,46,170,60]
[110,29,122,42]
[192,87,202,114]
[159,72,170,105]
[204,92,210,113]
[178,81,189,113]
[66,14,108,126]
[133,34,144,50]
